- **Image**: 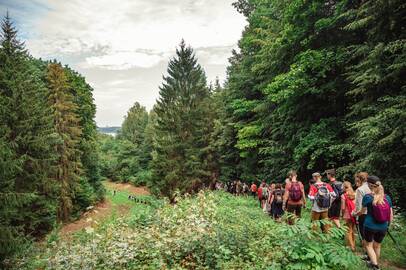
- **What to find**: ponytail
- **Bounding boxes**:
[372,181,385,205]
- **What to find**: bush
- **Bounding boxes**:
[12,191,365,270]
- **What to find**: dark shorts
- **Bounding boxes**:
[287,204,302,217]
[358,214,367,239]
[328,199,341,219]
[364,228,387,243]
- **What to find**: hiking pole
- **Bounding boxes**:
[355,221,363,247]
[387,230,406,257]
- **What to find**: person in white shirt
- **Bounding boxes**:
[352,172,371,258]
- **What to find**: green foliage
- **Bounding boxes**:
[0,14,102,262]
[11,192,368,270]
[215,0,406,210]
[151,41,213,198]
[0,13,57,261]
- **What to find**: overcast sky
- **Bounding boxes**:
[0,0,247,126]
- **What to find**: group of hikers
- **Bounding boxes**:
[218,169,394,270]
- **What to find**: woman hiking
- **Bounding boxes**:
[341,181,356,251]
[269,183,285,221]
[283,170,306,224]
[352,172,371,260]
[360,176,393,270]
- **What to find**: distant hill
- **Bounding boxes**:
[97,126,120,135]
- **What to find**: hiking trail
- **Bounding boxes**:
[59,181,149,238]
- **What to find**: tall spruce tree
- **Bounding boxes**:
[151,41,211,198]
[64,67,104,205]
[344,0,406,208]
[0,13,56,260]
[47,62,82,221]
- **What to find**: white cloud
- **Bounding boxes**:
[85,51,164,70]
[25,0,245,65]
[1,0,247,126]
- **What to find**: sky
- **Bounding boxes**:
[0,0,247,126]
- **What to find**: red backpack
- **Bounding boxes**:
[289,182,302,202]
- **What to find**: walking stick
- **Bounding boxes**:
[355,218,363,247]
[387,230,406,257]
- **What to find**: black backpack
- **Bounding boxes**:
[274,190,284,205]
[315,184,331,209]
[332,181,344,200]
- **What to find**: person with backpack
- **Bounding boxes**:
[262,182,270,212]
[264,183,275,214]
[308,172,336,233]
[326,169,343,228]
[341,181,357,251]
[269,183,285,221]
[352,172,371,259]
[283,170,306,224]
[257,182,266,208]
[360,176,393,270]
[243,182,249,196]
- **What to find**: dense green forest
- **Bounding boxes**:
[100,0,406,207]
[1,0,406,267]
[0,14,103,261]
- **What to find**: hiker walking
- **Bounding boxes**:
[359,176,393,270]
[269,183,285,221]
[352,172,371,258]
[262,182,270,212]
[308,172,336,233]
[341,181,357,251]
[264,183,274,214]
[326,169,343,228]
[257,181,266,208]
[236,180,242,196]
[242,182,249,196]
[283,170,306,224]
[250,182,257,198]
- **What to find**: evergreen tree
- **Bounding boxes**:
[65,67,104,205]
[0,13,56,260]
[151,41,211,198]
[47,62,82,221]
[344,0,406,208]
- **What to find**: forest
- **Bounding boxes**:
[1,0,406,269]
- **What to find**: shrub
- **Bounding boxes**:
[12,191,364,270]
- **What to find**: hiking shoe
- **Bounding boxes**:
[367,262,380,270]
[361,254,370,262]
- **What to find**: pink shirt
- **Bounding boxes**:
[341,194,355,220]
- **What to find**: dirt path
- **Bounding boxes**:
[59,181,149,238]
[104,181,150,195]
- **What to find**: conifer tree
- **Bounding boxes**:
[64,67,104,204]
[151,41,211,198]
[47,62,82,221]
[0,13,56,260]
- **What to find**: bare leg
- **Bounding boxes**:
[365,242,378,265]
[333,218,341,228]
[373,242,381,264]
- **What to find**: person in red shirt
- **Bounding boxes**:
[283,170,306,224]
[308,172,336,233]
[250,182,257,198]
[257,181,266,208]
